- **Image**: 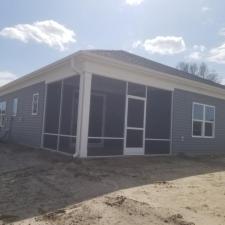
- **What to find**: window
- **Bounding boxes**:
[32,93,39,115]
[0,101,6,127]
[12,98,18,116]
[192,103,215,138]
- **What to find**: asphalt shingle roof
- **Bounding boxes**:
[82,49,225,90]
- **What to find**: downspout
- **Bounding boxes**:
[70,56,84,158]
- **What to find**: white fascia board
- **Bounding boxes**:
[83,57,174,91]
[44,61,76,84]
[42,53,85,84]
[0,52,84,96]
[82,52,225,100]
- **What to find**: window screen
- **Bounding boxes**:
[43,134,58,150]
[126,129,143,148]
[145,87,172,139]
[88,138,124,156]
[60,76,79,136]
[127,98,145,128]
[43,75,80,154]
[88,75,126,138]
[128,82,146,97]
[44,81,62,134]
[88,75,126,156]
[145,140,170,155]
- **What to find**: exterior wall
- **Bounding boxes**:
[172,88,225,155]
[0,82,45,147]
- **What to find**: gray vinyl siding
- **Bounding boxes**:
[172,89,225,155]
[0,82,45,147]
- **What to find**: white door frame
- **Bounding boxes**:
[124,94,146,155]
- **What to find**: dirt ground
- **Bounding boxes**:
[0,144,225,225]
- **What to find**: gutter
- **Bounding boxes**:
[70,55,84,158]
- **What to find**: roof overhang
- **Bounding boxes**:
[1,50,225,100]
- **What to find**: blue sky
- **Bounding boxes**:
[1,0,225,85]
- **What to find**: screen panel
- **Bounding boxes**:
[44,81,62,133]
[128,82,146,97]
[146,87,172,139]
[43,134,58,150]
[126,129,143,148]
[60,76,80,136]
[89,75,126,138]
[88,138,123,156]
[59,136,76,154]
[89,94,105,137]
[43,75,80,154]
[127,98,145,128]
[145,140,170,155]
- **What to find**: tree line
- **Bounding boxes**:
[176,62,221,84]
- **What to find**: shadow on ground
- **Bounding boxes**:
[0,143,224,223]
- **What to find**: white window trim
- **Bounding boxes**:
[123,83,147,156]
[32,93,39,115]
[12,98,18,117]
[192,102,215,138]
[0,101,7,127]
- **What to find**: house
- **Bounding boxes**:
[0,50,224,157]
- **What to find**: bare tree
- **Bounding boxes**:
[189,63,198,75]
[176,62,221,83]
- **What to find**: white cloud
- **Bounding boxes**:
[208,29,225,64]
[132,40,142,48]
[189,52,202,60]
[0,20,76,51]
[186,42,225,64]
[201,6,210,12]
[0,71,18,87]
[193,45,206,52]
[188,45,206,60]
[133,36,186,55]
[125,0,144,6]
[208,43,225,64]
[221,77,225,85]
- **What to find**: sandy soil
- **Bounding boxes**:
[0,143,225,225]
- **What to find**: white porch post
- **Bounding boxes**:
[76,71,92,158]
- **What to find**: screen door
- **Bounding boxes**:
[124,96,146,155]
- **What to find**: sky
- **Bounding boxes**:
[1,0,225,86]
